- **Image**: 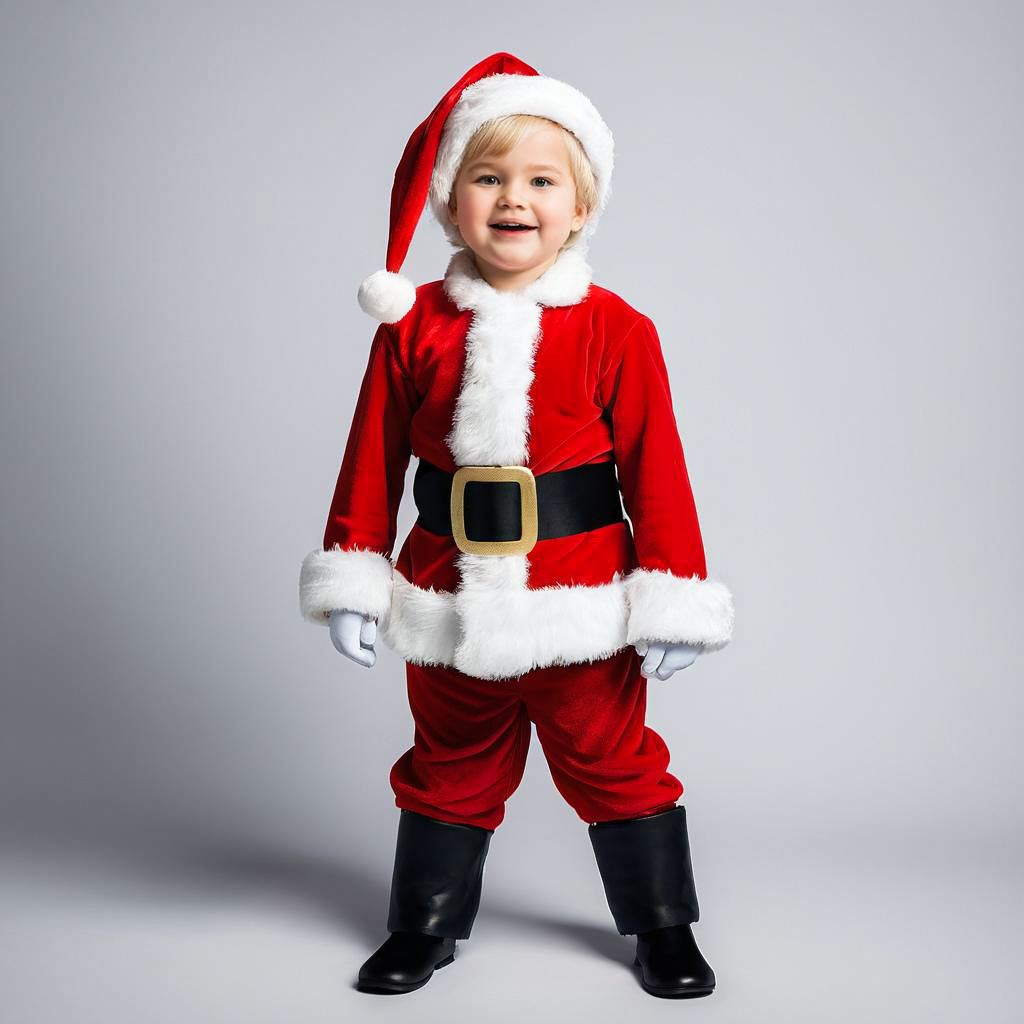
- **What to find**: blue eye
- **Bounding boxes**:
[476,175,498,185]
[533,177,552,187]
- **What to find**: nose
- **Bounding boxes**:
[498,182,527,209]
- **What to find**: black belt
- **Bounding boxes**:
[413,457,625,556]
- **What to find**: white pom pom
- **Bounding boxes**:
[357,269,417,324]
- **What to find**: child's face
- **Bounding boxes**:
[448,125,589,281]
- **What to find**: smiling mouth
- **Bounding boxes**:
[490,223,538,233]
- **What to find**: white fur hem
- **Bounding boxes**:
[375,566,732,679]
[623,569,734,651]
[379,566,630,680]
[299,545,394,624]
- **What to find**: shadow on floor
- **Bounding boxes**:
[5,834,631,966]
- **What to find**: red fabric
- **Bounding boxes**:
[321,322,418,557]
[389,645,684,831]
[321,281,709,596]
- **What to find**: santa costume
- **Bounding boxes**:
[300,52,734,997]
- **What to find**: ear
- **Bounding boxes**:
[572,202,589,233]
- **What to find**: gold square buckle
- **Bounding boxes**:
[450,465,538,556]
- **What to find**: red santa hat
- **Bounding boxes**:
[357,52,615,324]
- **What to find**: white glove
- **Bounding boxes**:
[633,640,700,680]
[329,609,378,668]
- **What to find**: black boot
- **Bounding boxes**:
[357,809,493,994]
[588,805,716,998]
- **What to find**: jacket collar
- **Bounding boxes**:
[443,245,593,313]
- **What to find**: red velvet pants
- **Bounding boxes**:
[389,645,684,832]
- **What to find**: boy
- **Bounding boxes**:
[300,52,734,998]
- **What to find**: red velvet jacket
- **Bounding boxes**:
[300,245,733,680]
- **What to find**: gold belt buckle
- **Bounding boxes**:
[451,465,538,556]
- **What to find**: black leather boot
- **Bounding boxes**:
[588,805,716,998]
[356,809,493,994]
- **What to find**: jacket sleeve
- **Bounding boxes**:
[600,314,734,652]
[299,322,418,626]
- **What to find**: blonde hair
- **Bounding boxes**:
[446,113,598,251]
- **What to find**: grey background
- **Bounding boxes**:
[1,1,1020,1020]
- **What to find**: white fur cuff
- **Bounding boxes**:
[623,569,735,652]
[299,545,395,625]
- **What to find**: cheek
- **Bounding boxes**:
[461,191,490,221]
[537,193,575,225]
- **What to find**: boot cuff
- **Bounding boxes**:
[588,805,700,934]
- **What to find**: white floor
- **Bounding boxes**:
[1,833,1019,1024]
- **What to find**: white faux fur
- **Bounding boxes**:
[380,572,463,667]
[623,569,735,652]
[449,556,629,679]
[444,284,541,465]
[379,565,631,681]
[442,245,593,314]
[442,245,592,465]
[357,269,417,324]
[299,545,395,625]
[428,73,615,252]
[377,563,736,677]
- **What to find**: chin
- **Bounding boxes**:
[491,249,544,267]
[487,241,558,264]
